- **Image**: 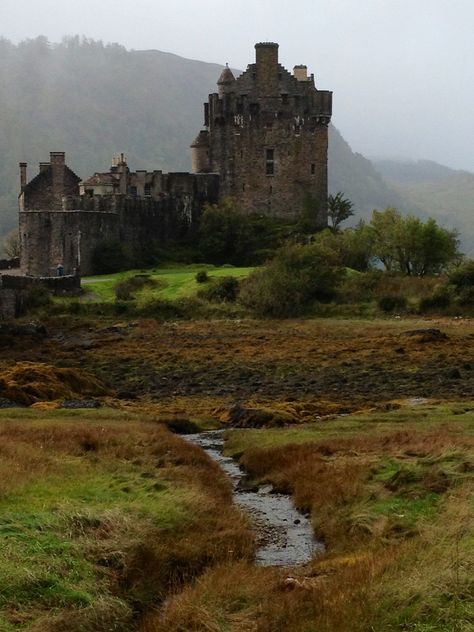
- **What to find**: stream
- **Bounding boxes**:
[185,430,323,567]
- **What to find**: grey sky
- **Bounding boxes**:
[1,0,473,171]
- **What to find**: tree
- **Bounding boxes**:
[198,199,278,265]
[368,208,460,276]
[3,230,20,259]
[327,192,354,233]
[313,223,374,271]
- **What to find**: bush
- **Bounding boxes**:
[198,276,240,302]
[449,260,474,305]
[195,271,209,284]
[114,274,157,301]
[378,295,408,313]
[338,270,382,303]
[419,288,452,312]
[449,259,474,288]
[239,242,343,317]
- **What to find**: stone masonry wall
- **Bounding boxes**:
[203,43,332,225]
[20,173,219,276]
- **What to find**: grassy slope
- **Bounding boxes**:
[81,265,254,303]
[0,409,253,631]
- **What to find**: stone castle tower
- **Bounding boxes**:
[191,42,332,226]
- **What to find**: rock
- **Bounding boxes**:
[401,328,448,343]
[236,479,259,493]
[227,402,297,428]
[0,397,23,408]
[61,399,101,409]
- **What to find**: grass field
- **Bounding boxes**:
[81,265,254,303]
[1,317,473,630]
[0,408,253,631]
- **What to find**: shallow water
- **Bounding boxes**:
[185,430,323,567]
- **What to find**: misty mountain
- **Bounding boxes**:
[0,37,471,254]
[372,159,474,254]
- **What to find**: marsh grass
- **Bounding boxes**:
[0,410,254,630]
[143,404,473,631]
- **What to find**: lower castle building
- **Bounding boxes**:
[19,43,332,277]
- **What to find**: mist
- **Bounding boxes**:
[1,0,473,171]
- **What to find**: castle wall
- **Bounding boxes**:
[20,173,219,276]
[20,210,119,276]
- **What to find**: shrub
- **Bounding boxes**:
[239,242,343,317]
[449,259,474,288]
[449,260,474,305]
[198,276,240,302]
[114,274,157,301]
[195,271,209,284]
[378,295,407,313]
[419,288,452,312]
[338,269,382,303]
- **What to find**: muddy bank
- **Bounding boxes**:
[185,430,322,566]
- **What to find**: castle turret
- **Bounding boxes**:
[217,64,235,98]
[190,130,210,173]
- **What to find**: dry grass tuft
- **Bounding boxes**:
[0,361,109,405]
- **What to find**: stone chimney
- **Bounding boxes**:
[50,152,66,199]
[39,162,50,173]
[293,65,308,81]
[19,162,27,191]
[116,153,128,194]
[255,42,279,95]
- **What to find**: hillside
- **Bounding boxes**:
[1,37,471,253]
[373,159,474,254]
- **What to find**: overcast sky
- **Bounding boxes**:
[1,0,473,171]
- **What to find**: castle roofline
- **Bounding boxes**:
[255,42,279,48]
[217,64,235,85]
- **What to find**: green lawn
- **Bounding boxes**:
[81,265,255,303]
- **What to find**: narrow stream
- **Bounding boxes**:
[185,430,323,567]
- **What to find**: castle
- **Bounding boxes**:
[18,43,332,277]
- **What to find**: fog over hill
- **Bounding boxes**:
[0,37,472,253]
[371,159,474,255]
